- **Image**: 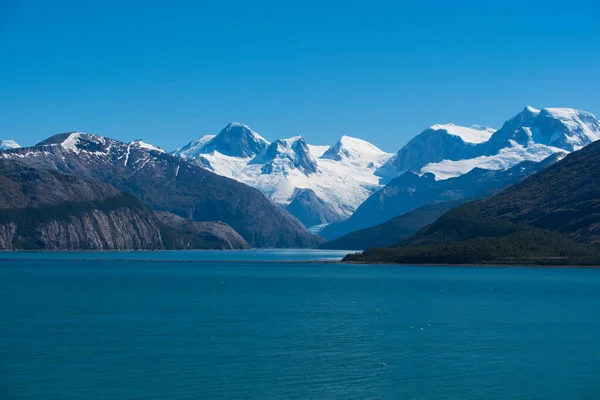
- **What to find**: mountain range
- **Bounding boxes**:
[169,106,599,236]
[0,133,321,248]
[319,107,600,239]
[345,139,600,265]
[174,123,392,222]
[2,105,599,252]
[0,159,248,250]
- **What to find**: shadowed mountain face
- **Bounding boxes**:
[0,159,253,250]
[321,154,563,240]
[346,141,600,265]
[284,189,343,228]
[0,133,322,248]
[0,159,165,250]
[154,211,250,250]
[320,200,467,250]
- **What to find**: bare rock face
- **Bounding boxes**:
[0,159,166,250]
[155,211,250,250]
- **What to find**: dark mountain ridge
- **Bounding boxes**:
[0,159,251,250]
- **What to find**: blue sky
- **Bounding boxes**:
[1,0,599,152]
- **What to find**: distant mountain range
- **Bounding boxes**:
[346,139,600,265]
[0,133,321,248]
[2,105,599,251]
[319,154,563,240]
[378,106,599,180]
[169,106,599,234]
[320,107,600,239]
[174,123,392,222]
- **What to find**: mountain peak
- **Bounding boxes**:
[321,135,388,161]
[225,121,250,129]
[255,136,318,175]
[524,105,541,115]
[201,123,269,158]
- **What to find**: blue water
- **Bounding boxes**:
[1,252,599,399]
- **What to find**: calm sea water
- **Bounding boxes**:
[1,251,599,399]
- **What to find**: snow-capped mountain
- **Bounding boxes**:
[254,137,318,175]
[0,140,20,150]
[174,126,393,222]
[176,122,268,159]
[320,153,564,240]
[375,124,496,179]
[319,105,600,241]
[379,106,600,180]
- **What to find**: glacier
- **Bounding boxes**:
[174,124,392,221]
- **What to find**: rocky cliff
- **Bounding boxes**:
[0,160,165,250]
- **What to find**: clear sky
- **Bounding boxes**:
[1,0,599,152]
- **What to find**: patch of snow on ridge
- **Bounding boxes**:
[421,141,566,180]
[525,105,541,115]
[174,135,216,159]
[0,140,20,150]
[61,132,82,152]
[544,107,587,120]
[429,123,495,144]
[130,140,165,153]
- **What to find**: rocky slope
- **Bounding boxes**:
[284,189,343,228]
[155,211,249,250]
[0,159,168,250]
[321,154,563,240]
[0,132,321,248]
[347,140,600,265]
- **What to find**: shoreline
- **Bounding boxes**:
[0,256,599,269]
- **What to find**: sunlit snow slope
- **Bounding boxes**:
[175,124,392,220]
[379,106,600,180]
